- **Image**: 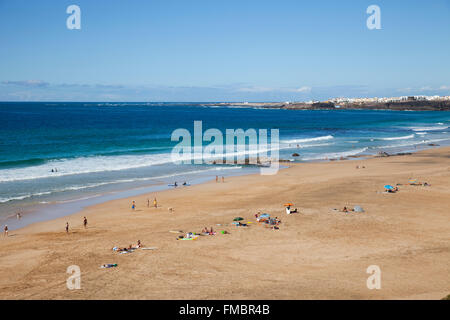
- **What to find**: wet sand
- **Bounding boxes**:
[0,147,449,299]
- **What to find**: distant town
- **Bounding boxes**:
[326,94,450,104]
[205,95,450,111]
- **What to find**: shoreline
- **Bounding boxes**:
[1,147,449,299]
[3,143,437,233]
[2,165,260,232]
[202,100,450,111]
[3,142,446,233]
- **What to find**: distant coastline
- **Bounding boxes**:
[203,98,450,111]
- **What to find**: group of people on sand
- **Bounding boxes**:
[64,216,88,233]
[386,179,432,194]
[254,212,282,230]
[143,197,158,209]
[131,197,159,210]
[215,176,225,183]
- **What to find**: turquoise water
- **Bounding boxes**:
[1,102,450,226]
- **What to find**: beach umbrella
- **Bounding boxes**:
[233,217,244,221]
[409,179,417,184]
[354,205,365,212]
[260,213,270,218]
[384,185,394,190]
[284,203,293,207]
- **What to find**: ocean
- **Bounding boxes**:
[1,102,449,229]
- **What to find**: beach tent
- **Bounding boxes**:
[354,205,365,212]
[384,185,394,190]
[233,217,244,221]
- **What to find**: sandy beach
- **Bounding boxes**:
[0,147,449,300]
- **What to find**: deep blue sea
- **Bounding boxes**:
[1,102,450,228]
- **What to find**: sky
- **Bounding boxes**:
[0,0,450,102]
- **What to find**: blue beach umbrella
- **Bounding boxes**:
[384,185,394,190]
[260,213,270,218]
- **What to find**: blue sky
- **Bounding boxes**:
[1,0,450,101]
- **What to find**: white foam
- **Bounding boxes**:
[301,147,368,161]
[0,166,244,203]
[282,135,334,144]
[0,153,174,183]
[298,143,333,148]
[0,145,267,183]
[380,134,415,141]
[410,126,448,132]
[379,138,450,149]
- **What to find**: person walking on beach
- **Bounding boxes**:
[16,212,22,220]
[83,217,88,229]
[216,175,218,183]
[3,225,8,237]
[65,222,69,233]
[131,200,136,210]
[222,176,225,183]
[147,198,150,208]
[153,197,157,208]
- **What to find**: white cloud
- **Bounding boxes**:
[236,86,275,93]
[236,86,312,93]
[294,86,312,93]
[2,80,49,87]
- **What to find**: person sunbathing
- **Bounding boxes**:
[387,187,399,193]
[342,206,349,212]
